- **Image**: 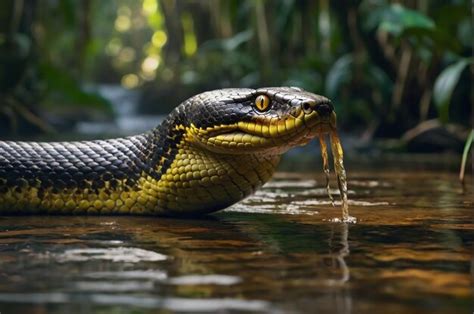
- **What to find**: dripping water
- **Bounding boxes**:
[318,130,353,222]
[318,134,335,206]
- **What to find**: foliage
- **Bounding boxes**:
[459,129,473,183]
[0,0,471,141]
[433,58,473,123]
[0,0,112,135]
[374,4,435,36]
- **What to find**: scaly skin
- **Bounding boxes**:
[0,87,335,215]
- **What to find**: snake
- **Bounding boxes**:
[0,87,336,215]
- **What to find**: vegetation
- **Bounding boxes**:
[0,0,471,144]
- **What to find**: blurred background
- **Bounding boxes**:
[0,0,472,164]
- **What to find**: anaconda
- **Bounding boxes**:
[0,87,338,215]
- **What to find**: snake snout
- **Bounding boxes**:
[315,101,334,117]
[301,100,334,117]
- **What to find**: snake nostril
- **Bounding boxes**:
[302,102,313,113]
[315,102,333,117]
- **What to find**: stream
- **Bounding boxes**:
[0,168,472,313]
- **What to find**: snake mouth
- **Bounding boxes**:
[233,110,335,139]
[201,111,336,154]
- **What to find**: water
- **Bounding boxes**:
[318,130,351,222]
[329,130,350,222]
[0,168,472,313]
[77,85,165,137]
[318,134,335,206]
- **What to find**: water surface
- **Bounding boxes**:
[0,169,472,313]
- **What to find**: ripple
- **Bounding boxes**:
[54,247,167,263]
[84,270,167,281]
[326,215,358,224]
[227,195,388,215]
[293,188,356,196]
[74,281,154,292]
[252,190,291,199]
[348,200,389,206]
[264,180,317,188]
[168,274,241,285]
[0,293,270,312]
[349,180,391,188]
[227,203,319,216]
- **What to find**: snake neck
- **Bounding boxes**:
[141,119,281,214]
[142,140,281,214]
[142,116,185,180]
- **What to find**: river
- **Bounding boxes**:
[0,165,472,313]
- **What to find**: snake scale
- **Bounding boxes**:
[0,87,335,215]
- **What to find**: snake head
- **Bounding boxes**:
[180,87,336,155]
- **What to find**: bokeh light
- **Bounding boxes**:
[118,47,136,63]
[182,13,197,56]
[151,31,167,48]
[141,56,160,73]
[105,38,122,56]
[142,0,158,16]
[115,15,131,32]
[121,73,139,89]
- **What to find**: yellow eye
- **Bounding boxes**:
[255,95,270,112]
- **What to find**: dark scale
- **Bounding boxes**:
[146,109,186,181]
[0,135,155,192]
[0,112,186,194]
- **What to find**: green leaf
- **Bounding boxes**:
[200,30,254,52]
[325,54,353,101]
[222,30,254,51]
[379,4,435,36]
[433,58,473,123]
[459,129,473,183]
[360,3,388,32]
[361,3,435,36]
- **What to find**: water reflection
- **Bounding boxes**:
[54,247,167,263]
[0,169,472,313]
[328,223,350,285]
[0,293,271,312]
[319,223,352,314]
[0,214,356,312]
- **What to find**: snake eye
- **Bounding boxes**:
[255,95,270,112]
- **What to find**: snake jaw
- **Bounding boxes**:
[187,109,335,156]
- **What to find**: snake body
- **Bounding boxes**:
[0,87,334,215]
